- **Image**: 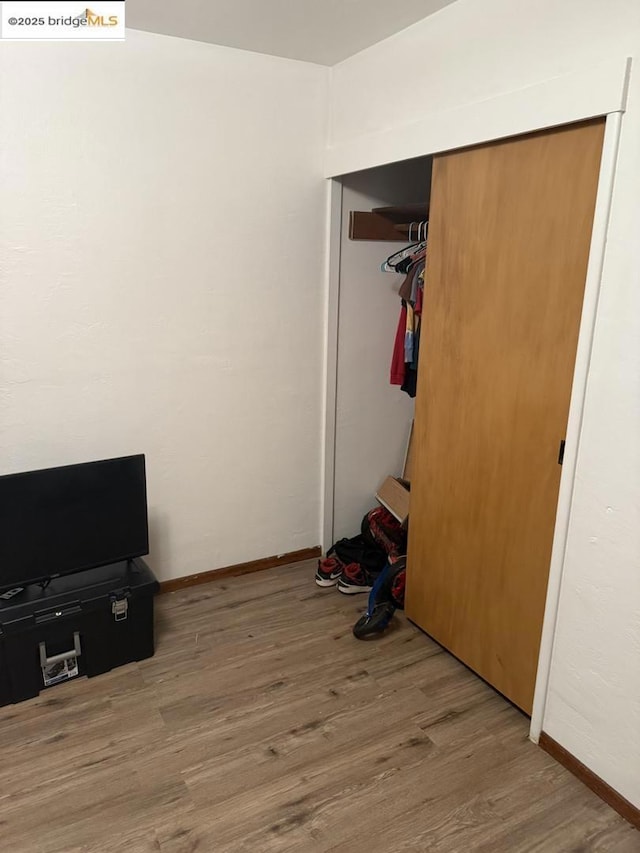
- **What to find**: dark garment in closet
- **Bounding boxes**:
[401,367,418,398]
[401,319,421,397]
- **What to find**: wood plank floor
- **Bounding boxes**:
[0,560,637,853]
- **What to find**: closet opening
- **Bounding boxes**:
[332,155,432,543]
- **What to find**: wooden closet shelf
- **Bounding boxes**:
[372,203,429,223]
[349,203,428,241]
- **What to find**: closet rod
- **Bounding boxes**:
[394,220,428,234]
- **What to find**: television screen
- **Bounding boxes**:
[0,455,149,591]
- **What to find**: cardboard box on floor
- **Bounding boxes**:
[375,421,414,525]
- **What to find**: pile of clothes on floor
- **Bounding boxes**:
[315,507,407,638]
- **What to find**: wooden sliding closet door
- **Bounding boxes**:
[406,119,605,714]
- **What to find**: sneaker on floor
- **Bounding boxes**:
[337,562,376,595]
[315,556,343,587]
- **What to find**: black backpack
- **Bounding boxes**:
[327,533,387,576]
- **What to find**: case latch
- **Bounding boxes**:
[110,590,130,622]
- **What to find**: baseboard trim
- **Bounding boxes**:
[159,546,321,594]
[539,732,640,830]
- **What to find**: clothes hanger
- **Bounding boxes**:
[382,220,427,274]
[384,223,420,268]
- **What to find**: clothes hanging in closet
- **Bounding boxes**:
[389,245,425,398]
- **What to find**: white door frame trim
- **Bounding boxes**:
[319,57,631,738]
[320,178,343,553]
[529,109,624,740]
[324,57,630,179]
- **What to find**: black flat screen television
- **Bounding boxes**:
[0,455,149,592]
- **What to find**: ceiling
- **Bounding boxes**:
[126,0,457,66]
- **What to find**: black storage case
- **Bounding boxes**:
[0,557,158,706]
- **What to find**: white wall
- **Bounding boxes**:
[328,0,640,808]
[0,30,328,582]
[333,160,429,540]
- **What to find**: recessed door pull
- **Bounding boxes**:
[558,440,566,465]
